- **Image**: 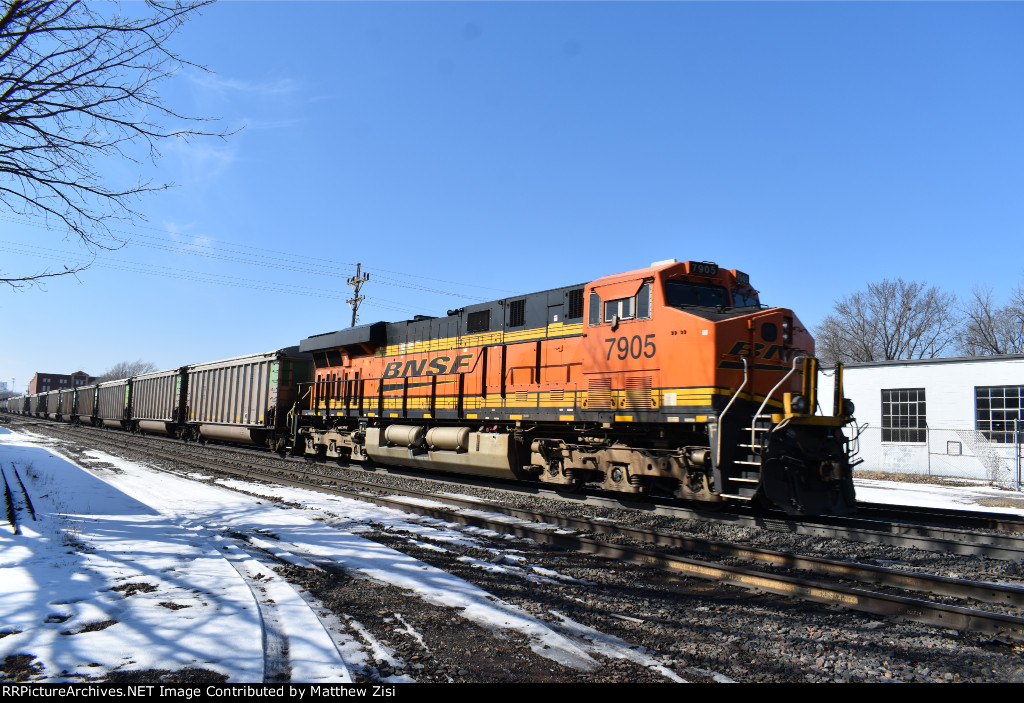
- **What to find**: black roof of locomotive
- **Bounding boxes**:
[300,283,586,354]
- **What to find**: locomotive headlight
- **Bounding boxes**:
[782,316,793,345]
[841,398,855,417]
[790,394,808,414]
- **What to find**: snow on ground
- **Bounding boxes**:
[0,428,339,682]
[0,427,676,682]
[3,424,1022,683]
[854,476,1024,515]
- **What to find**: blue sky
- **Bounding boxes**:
[2,1,1022,392]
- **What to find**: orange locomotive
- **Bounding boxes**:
[297,259,858,515]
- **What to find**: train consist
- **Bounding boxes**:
[3,259,859,515]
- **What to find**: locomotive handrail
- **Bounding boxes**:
[715,357,747,468]
[750,355,806,453]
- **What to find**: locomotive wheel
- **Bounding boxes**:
[556,479,585,494]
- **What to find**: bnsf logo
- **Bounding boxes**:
[382,354,474,379]
[726,341,795,362]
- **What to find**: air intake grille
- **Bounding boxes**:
[624,376,652,409]
[588,378,613,409]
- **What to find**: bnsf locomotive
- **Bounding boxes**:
[4,259,858,515]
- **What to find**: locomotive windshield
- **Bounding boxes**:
[664,280,729,308]
[732,289,760,307]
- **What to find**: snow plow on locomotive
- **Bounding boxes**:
[296,259,859,515]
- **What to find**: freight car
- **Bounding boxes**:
[57,386,74,422]
[297,259,858,515]
[68,349,311,445]
[183,350,309,447]
[6,258,859,516]
[29,393,44,418]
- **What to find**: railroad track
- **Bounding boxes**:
[14,417,1024,556]
[25,416,1024,559]
[1,461,35,535]
[855,501,1024,534]
[16,419,1024,645]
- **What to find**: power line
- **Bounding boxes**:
[0,213,522,300]
[1,242,430,314]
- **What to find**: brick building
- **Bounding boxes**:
[28,371,96,394]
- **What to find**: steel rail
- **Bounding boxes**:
[15,416,1024,559]
[52,428,1024,641]
[854,500,1024,534]
[11,464,35,521]
[209,458,1024,642]
[1,464,18,535]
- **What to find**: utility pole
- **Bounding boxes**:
[347,263,370,328]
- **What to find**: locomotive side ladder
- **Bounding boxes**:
[717,356,807,502]
[723,414,772,501]
[713,356,759,502]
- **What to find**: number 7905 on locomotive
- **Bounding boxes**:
[298,258,858,515]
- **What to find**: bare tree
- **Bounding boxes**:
[959,286,1024,355]
[0,0,227,288]
[97,358,157,382]
[815,278,959,366]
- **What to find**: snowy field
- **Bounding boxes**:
[2,425,1022,683]
[0,427,691,683]
[855,475,1024,515]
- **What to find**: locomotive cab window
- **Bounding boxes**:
[602,283,652,323]
[732,289,760,307]
[636,282,651,318]
[604,296,635,322]
[589,292,602,325]
[665,279,729,308]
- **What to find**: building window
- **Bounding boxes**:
[508,300,525,327]
[881,388,926,443]
[976,385,1023,444]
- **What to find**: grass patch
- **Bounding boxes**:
[111,582,157,597]
[0,654,43,681]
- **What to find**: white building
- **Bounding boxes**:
[820,355,1023,485]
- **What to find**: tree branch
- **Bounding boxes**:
[0,0,233,285]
